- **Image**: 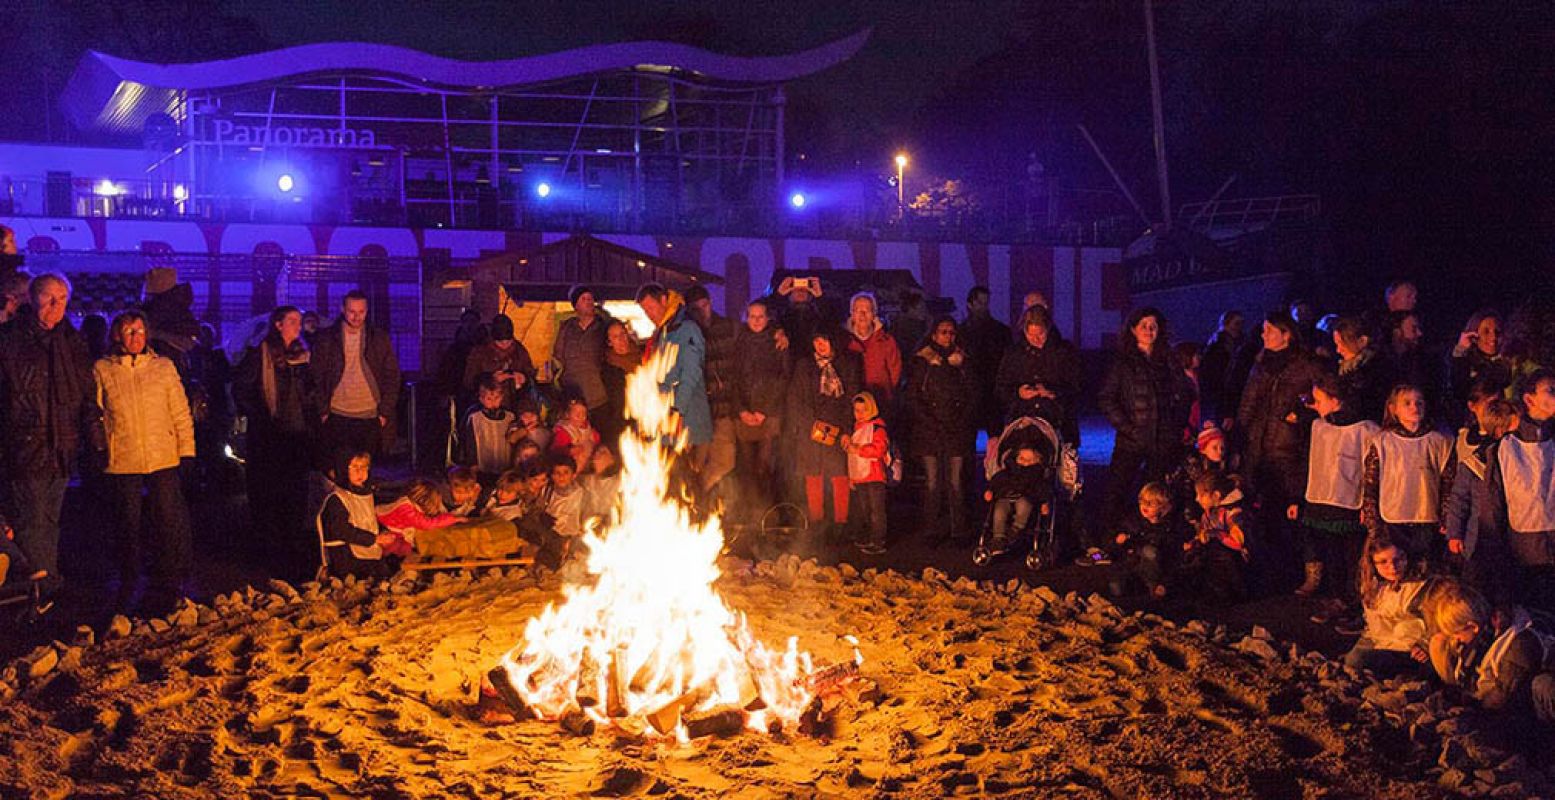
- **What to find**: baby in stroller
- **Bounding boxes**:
[982,445,1053,556]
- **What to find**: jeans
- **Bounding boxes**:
[921,455,966,539]
[111,467,193,596]
[990,497,1033,545]
[850,482,888,547]
[701,418,738,492]
[7,475,68,578]
[1343,641,1427,680]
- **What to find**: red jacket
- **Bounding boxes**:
[848,418,890,484]
[847,322,902,403]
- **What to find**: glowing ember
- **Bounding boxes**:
[496,344,859,740]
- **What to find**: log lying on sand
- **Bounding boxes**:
[560,708,596,737]
[646,683,714,735]
[799,660,860,694]
[684,706,748,739]
[486,665,532,718]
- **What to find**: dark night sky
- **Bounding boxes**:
[218,0,1024,149]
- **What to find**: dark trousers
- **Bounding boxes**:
[248,430,314,569]
[1309,527,1366,603]
[320,414,383,463]
[1101,443,1177,534]
[850,481,888,546]
[921,455,967,539]
[111,467,193,596]
[7,475,68,578]
[1175,542,1246,605]
[735,435,778,520]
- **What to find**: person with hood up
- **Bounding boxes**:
[844,391,890,555]
[845,292,901,408]
[315,448,397,580]
[139,267,204,376]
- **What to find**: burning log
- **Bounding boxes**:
[485,665,532,718]
[684,705,748,739]
[560,708,596,737]
[646,683,713,736]
[606,645,629,718]
[575,648,602,709]
[799,660,861,695]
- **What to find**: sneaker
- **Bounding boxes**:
[1074,548,1111,567]
[856,542,887,556]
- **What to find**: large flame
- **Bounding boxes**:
[497,344,846,739]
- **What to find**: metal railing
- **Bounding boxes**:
[1178,194,1321,231]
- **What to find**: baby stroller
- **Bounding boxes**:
[973,408,1082,570]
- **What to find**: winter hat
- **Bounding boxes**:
[851,391,880,421]
[490,314,515,342]
[1196,422,1226,453]
[144,267,178,296]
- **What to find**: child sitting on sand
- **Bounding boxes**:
[1175,473,1252,606]
[1110,482,1185,599]
[317,449,399,580]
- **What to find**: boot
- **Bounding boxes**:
[1295,561,1323,597]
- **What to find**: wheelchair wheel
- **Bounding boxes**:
[972,546,993,566]
[1025,550,1045,571]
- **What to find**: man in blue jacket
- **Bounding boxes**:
[635,283,713,456]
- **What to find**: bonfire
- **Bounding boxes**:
[493,344,861,741]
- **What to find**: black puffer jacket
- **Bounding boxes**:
[1236,346,1327,491]
[697,312,741,420]
[993,336,1083,442]
[1336,348,1391,422]
[0,314,96,476]
[1098,347,1188,453]
[733,326,788,418]
[905,343,976,459]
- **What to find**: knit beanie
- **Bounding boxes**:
[144,267,178,296]
[1196,422,1226,453]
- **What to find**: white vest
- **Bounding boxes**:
[470,410,515,475]
[1497,436,1555,533]
[1375,430,1452,524]
[317,488,383,561]
[1362,580,1427,651]
[1305,418,1379,509]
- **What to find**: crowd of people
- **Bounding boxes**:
[1,267,1552,728]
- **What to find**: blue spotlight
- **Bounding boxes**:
[277,173,295,193]
[536,182,552,199]
[789,191,807,209]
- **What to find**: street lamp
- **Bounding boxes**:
[894,153,908,222]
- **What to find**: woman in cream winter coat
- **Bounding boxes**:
[95,311,196,613]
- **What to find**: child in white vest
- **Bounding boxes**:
[1343,535,1431,679]
[457,376,518,481]
[1299,374,1380,624]
[1486,369,1555,608]
[1362,385,1453,563]
[317,449,396,580]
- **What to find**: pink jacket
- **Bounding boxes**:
[847,418,890,484]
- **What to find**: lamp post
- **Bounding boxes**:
[894,153,908,222]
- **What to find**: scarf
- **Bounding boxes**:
[606,344,641,372]
[815,351,843,398]
[1338,347,1375,376]
[260,335,310,418]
